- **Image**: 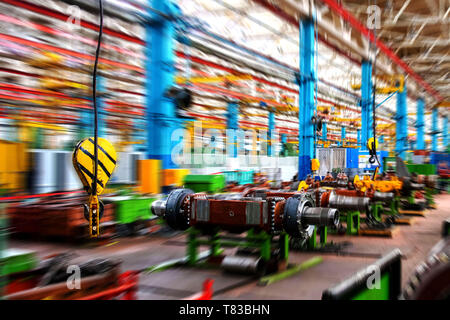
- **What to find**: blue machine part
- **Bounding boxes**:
[416,98,425,150]
[322,122,327,141]
[430,152,450,167]
[298,18,316,180]
[346,148,359,169]
[395,80,408,159]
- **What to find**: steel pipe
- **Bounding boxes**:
[221,255,266,275]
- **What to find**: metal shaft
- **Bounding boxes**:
[372,191,394,203]
[328,192,369,212]
[151,199,167,217]
[302,207,339,227]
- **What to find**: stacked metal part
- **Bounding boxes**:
[151,188,339,239]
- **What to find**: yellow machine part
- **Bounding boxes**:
[311,158,320,171]
[353,175,402,193]
[72,137,117,196]
[297,180,309,191]
[176,74,252,84]
[0,140,27,191]
[162,169,190,187]
[138,159,161,194]
[351,75,404,94]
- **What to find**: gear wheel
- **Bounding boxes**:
[283,193,315,239]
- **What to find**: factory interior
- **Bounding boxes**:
[0,0,450,304]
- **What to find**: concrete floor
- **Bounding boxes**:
[8,194,450,299]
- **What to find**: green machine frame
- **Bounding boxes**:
[307,226,329,248]
[322,249,402,300]
[186,228,288,266]
[144,227,322,286]
[334,210,360,235]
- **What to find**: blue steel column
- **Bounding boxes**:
[97,75,106,137]
[416,98,425,150]
[80,108,91,140]
[145,0,180,168]
[395,80,408,158]
[226,101,238,158]
[268,110,275,156]
[361,61,373,149]
[322,122,327,144]
[443,115,448,150]
[432,108,438,151]
[340,126,346,146]
[298,18,316,180]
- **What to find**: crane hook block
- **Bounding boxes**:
[73,137,117,237]
[367,137,378,152]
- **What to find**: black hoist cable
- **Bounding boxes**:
[92,0,104,195]
[369,0,380,177]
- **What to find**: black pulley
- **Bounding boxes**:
[165,188,194,230]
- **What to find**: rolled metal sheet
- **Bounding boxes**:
[221,255,266,275]
[55,151,82,191]
[32,150,57,194]
[109,152,144,184]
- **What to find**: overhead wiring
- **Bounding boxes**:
[369,0,380,169]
